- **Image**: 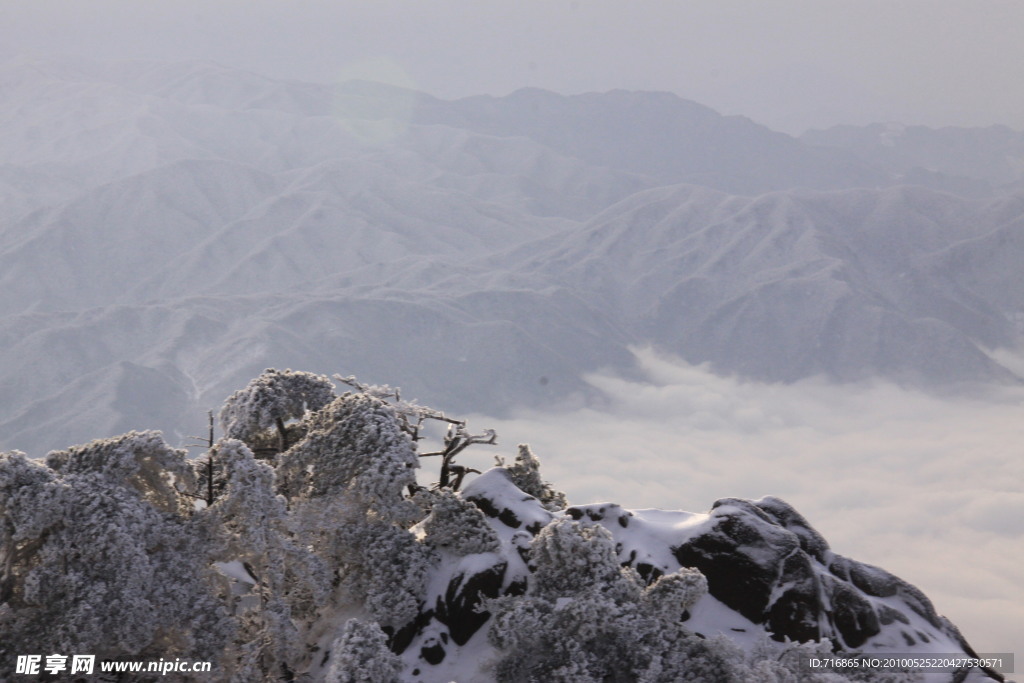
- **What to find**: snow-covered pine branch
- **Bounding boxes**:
[220,369,336,454]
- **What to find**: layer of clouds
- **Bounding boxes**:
[465,348,1024,656]
[2,1,1023,133]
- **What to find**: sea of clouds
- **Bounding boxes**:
[463,348,1024,658]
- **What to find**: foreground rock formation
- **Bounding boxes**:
[396,469,1004,682]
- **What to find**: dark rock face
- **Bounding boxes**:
[400,471,545,670]
[765,551,822,643]
[654,495,998,678]
[754,495,831,562]
[666,496,961,650]
[467,494,524,529]
[435,561,507,646]
[386,607,434,655]
[827,554,951,633]
[399,558,511,667]
[826,577,882,648]
[565,502,633,528]
[420,640,445,665]
[673,499,801,626]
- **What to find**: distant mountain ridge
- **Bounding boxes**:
[414,87,888,194]
[1,55,1022,457]
[492,183,1023,384]
[802,123,1024,196]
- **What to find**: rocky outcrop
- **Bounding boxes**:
[664,497,959,651]
[398,470,1002,682]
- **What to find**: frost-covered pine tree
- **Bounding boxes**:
[276,391,419,523]
[528,518,639,602]
[275,390,433,632]
[334,515,435,630]
[488,518,651,681]
[198,439,330,681]
[325,619,402,683]
[639,568,707,626]
[220,368,335,453]
[421,489,500,556]
[502,444,567,511]
[0,434,230,669]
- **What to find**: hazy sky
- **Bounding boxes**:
[467,348,1024,658]
[3,0,1024,133]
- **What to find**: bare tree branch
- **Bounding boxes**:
[334,374,497,490]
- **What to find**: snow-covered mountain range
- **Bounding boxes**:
[1,55,1023,461]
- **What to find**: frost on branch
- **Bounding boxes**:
[219,368,335,453]
[273,389,430,629]
[204,439,288,557]
[325,618,402,683]
[336,373,498,493]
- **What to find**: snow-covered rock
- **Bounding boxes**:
[390,469,1004,682]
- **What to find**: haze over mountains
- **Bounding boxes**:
[1,55,1023,457]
